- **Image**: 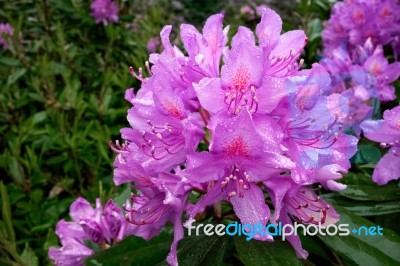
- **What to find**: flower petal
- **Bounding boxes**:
[193,78,225,114]
[280,213,309,259]
[256,7,282,48]
[185,152,226,183]
[230,183,272,241]
[187,180,228,219]
[48,238,93,266]
[221,42,263,90]
[385,62,400,83]
[70,197,96,221]
[263,175,294,222]
[270,30,307,61]
[166,214,185,266]
[372,147,400,185]
[232,26,255,48]
[361,120,399,143]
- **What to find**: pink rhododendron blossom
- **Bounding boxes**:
[48,198,135,266]
[108,8,358,265]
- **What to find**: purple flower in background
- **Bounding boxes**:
[240,3,269,21]
[240,5,256,20]
[0,23,13,49]
[320,39,400,134]
[146,36,160,53]
[361,106,400,185]
[322,0,400,56]
[360,44,400,101]
[255,4,269,17]
[320,44,374,134]
[90,0,119,25]
[126,22,138,32]
[48,198,134,266]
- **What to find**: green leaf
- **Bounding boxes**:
[351,145,381,164]
[0,258,14,266]
[177,234,230,266]
[85,232,172,266]
[323,193,400,216]
[21,244,39,266]
[7,68,26,86]
[318,206,400,265]
[338,173,400,201]
[43,228,59,252]
[113,185,131,207]
[86,232,231,266]
[31,111,47,125]
[298,235,331,262]
[234,236,302,266]
[29,189,43,205]
[307,18,322,42]
[0,182,15,244]
[0,56,20,66]
[359,145,381,163]
[8,157,25,185]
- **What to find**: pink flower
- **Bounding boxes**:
[48,198,134,266]
[111,8,357,264]
[90,0,119,25]
[320,39,400,134]
[322,0,400,55]
[0,23,14,49]
[265,175,339,258]
[361,106,400,185]
[146,36,160,53]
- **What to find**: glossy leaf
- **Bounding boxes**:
[318,206,400,265]
[234,236,303,266]
[0,182,15,244]
[338,173,400,201]
[324,193,400,216]
[351,145,381,164]
[21,244,39,266]
[86,233,172,266]
[177,234,230,266]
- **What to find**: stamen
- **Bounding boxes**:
[130,66,146,83]
[145,61,152,76]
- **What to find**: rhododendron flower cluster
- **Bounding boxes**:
[90,0,119,25]
[320,39,400,134]
[361,106,400,185]
[320,1,400,189]
[109,8,358,265]
[49,198,134,266]
[322,0,400,57]
[0,23,14,49]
